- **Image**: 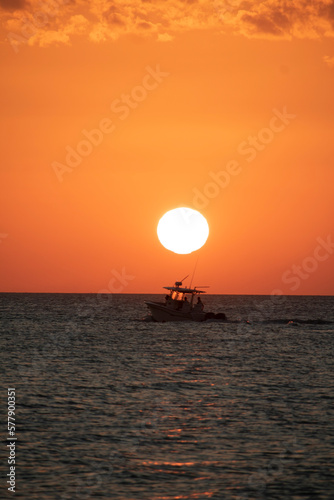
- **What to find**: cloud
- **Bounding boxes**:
[158,33,174,42]
[0,0,26,10]
[28,30,70,48]
[323,54,334,67]
[1,0,334,50]
[215,0,334,39]
[24,14,89,47]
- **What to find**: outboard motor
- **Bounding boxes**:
[215,313,227,321]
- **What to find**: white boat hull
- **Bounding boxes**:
[145,301,206,322]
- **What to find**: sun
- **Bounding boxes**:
[157,207,209,254]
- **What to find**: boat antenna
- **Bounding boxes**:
[189,255,199,289]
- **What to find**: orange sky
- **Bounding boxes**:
[1,0,334,294]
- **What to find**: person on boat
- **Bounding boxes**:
[182,295,191,312]
[195,296,204,311]
[165,294,173,308]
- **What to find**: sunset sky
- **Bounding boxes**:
[1,0,333,294]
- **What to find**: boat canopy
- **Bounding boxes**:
[164,286,206,294]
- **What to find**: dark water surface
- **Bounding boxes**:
[1,294,334,499]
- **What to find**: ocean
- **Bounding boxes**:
[1,293,334,500]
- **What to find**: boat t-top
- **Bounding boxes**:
[145,279,226,322]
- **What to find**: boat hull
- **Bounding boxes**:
[145,301,206,322]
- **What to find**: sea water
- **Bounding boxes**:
[1,293,333,499]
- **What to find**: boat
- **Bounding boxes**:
[145,279,227,322]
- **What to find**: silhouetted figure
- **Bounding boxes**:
[182,295,191,312]
[196,296,204,311]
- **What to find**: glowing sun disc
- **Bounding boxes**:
[157,207,209,254]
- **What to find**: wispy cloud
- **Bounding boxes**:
[1,0,334,49]
[323,54,334,67]
[215,0,334,39]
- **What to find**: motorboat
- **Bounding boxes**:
[145,280,227,322]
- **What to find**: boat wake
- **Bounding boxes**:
[140,316,333,326]
[253,318,334,325]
